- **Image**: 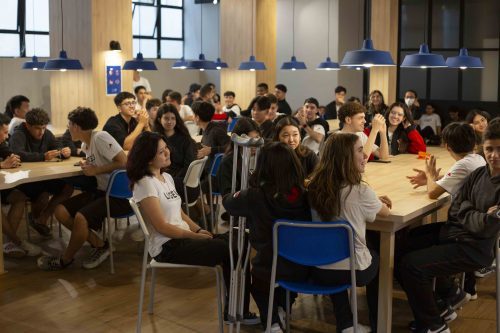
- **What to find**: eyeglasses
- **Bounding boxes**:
[121,101,137,107]
[390,110,405,117]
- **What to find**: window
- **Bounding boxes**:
[398,0,499,103]
[0,0,50,57]
[132,0,184,59]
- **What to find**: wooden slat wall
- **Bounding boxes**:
[256,0,277,91]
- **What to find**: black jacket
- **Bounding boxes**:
[165,132,196,178]
[223,187,311,280]
[298,147,319,176]
[61,129,85,157]
[0,141,12,160]
[440,166,500,265]
[277,99,292,116]
[103,114,138,148]
[201,121,230,171]
[259,120,275,141]
[324,100,340,120]
[9,124,61,162]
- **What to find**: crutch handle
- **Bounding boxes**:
[231,133,265,147]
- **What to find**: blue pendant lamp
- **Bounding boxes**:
[186,3,216,71]
[446,48,484,69]
[281,0,307,70]
[214,58,228,69]
[44,0,82,71]
[400,43,447,68]
[341,39,395,68]
[317,0,339,71]
[123,4,157,71]
[172,57,188,69]
[22,2,45,70]
[239,0,266,71]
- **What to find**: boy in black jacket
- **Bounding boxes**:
[398,118,500,333]
[9,108,73,237]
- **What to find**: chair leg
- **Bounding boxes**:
[148,267,157,314]
[215,266,224,333]
[25,202,31,241]
[136,265,148,333]
[351,286,358,333]
[199,186,207,230]
[286,290,291,333]
[107,217,115,274]
[266,285,276,333]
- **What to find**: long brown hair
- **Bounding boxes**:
[308,133,362,221]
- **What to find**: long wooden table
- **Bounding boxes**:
[363,147,456,333]
[0,157,83,273]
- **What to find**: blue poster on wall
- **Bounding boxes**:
[106,66,121,95]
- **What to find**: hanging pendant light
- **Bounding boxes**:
[445,48,484,70]
[123,4,157,71]
[172,57,188,69]
[186,2,216,71]
[238,0,266,71]
[22,1,45,70]
[44,0,82,71]
[281,0,306,70]
[317,0,339,71]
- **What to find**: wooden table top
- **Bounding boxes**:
[363,147,456,228]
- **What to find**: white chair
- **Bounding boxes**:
[129,198,224,333]
[183,156,208,229]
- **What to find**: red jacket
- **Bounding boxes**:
[364,124,426,158]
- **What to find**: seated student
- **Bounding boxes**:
[153,103,196,178]
[0,113,40,257]
[294,97,329,155]
[308,133,392,333]
[397,119,500,333]
[273,116,318,177]
[183,83,201,107]
[223,142,312,332]
[364,102,426,156]
[167,91,198,136]
[419,103,442,144]
[10,108,73,237]
[256,82,269,96]
[61,129,85,157]
[251,96,275,140]
[324,85,346,120]
[146,98,161,130]
[103,91,150,150]
[404,89,423,122]
[38,107,131,270]
[134,85,149,112]
[365,90,388,127]
[445,105,462,127]
[266,94,282,124]
[222,91,241,116]
[338,102,389,161]
[5,95,30,135]
[128,131,259,324]
[466,109,491,155]
[161,88,173,104]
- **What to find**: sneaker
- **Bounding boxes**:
[277,306,286,328]
[341,324,371,333]
[416,323,450,333]
[28,213,52,238]
[446,288,471,310]
[241,312,260,325]
[20,240,42,256]
[474,266,495,278]
[409,304,456,331]
[263,323,283,333]
[130,228,145,242]
[37,256,72,271]
[82,242,110,269]
[3,241,26,258]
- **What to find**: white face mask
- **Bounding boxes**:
[405,97,415,107]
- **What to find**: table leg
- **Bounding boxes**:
[0,191,5,274]
[377,231,395,333]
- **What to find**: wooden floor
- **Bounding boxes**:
[0,220,497,333]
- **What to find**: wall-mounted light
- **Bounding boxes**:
[109,40,122,52]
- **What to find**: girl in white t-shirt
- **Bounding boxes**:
[127,131,259,325]
[307,132,392,333]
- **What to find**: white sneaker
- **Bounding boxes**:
[130,228,145,242]
[263,323,283,333]
[3,241,26,258]
[341,323,371,333]
[20,240,42,256]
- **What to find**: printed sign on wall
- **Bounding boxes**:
[106,66,121,95]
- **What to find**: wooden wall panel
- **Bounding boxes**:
[256,0,277,90]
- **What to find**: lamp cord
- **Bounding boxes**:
[251,0,254,55]
[292,0,295,56]
[327,0,330,57]
[60,0,64,50]
[200,3,203,54]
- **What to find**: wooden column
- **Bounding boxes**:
[220,0,276,108]
[49,0,133,130]
[369,0,398,103]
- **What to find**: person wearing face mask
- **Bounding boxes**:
[404,90,423,122]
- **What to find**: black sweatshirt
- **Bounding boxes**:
[165,132,196,178]
[9,123,61,162]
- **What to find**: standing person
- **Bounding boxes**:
[38,107,131,270]
[134,85,149,112]
[294,97,329,155]
[274,116,318,177]
[325,86,347,120]
[397,119,500,333]
[364,102,426,156]
[274,84,292,116]
[132,70,152,94]
[365,90,388,127]
[251,96,275,140]
[223,142,312,332]
[103,91,150,150]
[419,103,442,144]
[308,133,392,332]
[5,95,30,135]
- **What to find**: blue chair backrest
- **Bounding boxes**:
[274,220,353,267]
[227,117,240,132]
[107,170,133,199]
[210,153,225,178]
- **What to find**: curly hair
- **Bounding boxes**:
[68,107,98,130]
[25,108,50,126]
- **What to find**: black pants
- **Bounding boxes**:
[252,251,379,332]
[397,223,487,330]
[154,232,252,314]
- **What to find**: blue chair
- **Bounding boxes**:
[227,117,240,132]
[266,220,358,333]
[105,169,134,274]
[208,153,224,233]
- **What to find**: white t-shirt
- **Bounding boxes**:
[356,131,379,153]
[8,117,25,136]
[179,105,199,136]
[81,131,124,191]
[419,113,441,134]
[436,153,486,196]
[132,173,190,257]
[302,124,325,154]
[223,104,241,116]
[315,184,382,271]
[133,76,152,93]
